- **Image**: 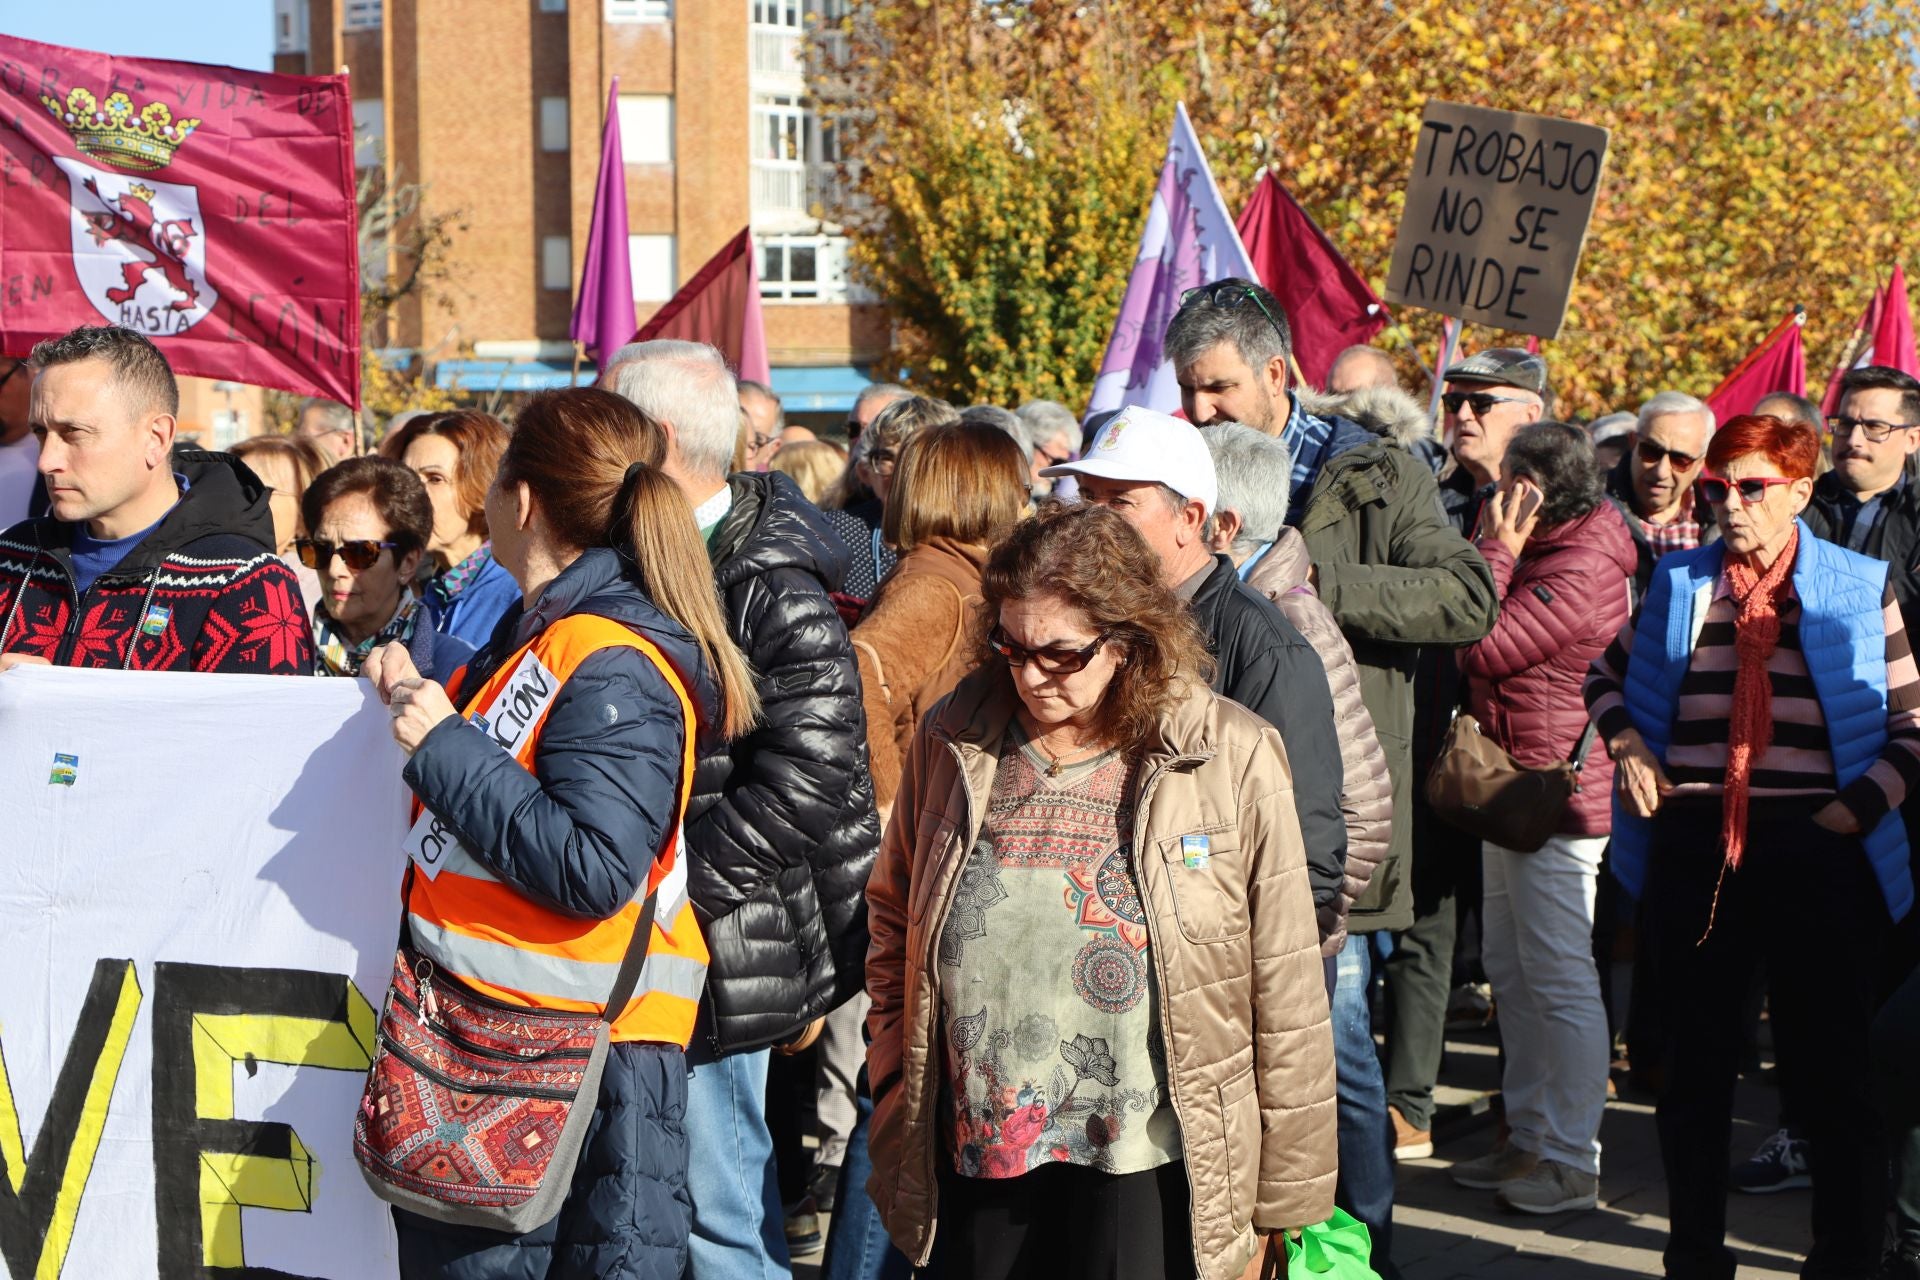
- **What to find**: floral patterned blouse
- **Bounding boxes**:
[937,728,1180,1179]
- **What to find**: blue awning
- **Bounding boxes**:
[769,365,873,413]
[434,359,584,392]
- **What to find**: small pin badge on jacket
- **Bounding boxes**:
[49,753,78,787]
[1181,833,1210,870]
[139,604,171,637]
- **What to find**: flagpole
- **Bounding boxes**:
[571,341,584,387]
[1427,316,1463,423]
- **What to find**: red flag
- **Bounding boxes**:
[1235,171,1384,389]
[1707,310,1805,425]
[632,228,770,383]
[0,36,361,406]
[1820,282,1885,417]
[1871,263,1919,378]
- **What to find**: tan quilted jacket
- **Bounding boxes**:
[1245,529,1395,955]
[864,669,1337,1279]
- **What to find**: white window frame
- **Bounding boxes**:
[757,232,860,304]
[617,94,674,165]
[606,0,670,21]
[352,99,384,170]
[541,237,572,292]
[539,97,569,153]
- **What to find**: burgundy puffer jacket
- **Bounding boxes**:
[1459,500,1635,836]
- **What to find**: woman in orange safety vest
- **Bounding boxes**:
[366,385,758,1280]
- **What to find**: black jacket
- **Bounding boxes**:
[1603,449,1719,609]
[1803,471,1920,631]
[1187,553,1347,913]
[690,472,881,1055]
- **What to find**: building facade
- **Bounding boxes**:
[272,0,886,413]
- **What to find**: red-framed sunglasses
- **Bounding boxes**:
[1698,473,1797,505]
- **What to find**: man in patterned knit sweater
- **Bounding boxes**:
[0,325,314,675]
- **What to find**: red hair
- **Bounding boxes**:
[1705,414,1818,481]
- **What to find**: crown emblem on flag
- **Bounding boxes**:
[40,87,201,172]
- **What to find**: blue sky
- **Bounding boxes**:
[5,1,272,72]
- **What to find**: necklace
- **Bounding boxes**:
[1037,737,1106,778]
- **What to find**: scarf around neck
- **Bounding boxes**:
[1719,525,1800,873]
[426,541,495,613]
[313,592,420,677]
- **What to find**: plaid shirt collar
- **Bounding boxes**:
[1277,396,1338,523]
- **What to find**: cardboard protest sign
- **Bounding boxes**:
[0,666,410,1278]
[1384,101,1610,340]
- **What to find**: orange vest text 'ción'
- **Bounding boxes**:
[401,612,707,1047]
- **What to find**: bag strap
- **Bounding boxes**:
[601,888,660,1028]
[1568,718,1599,771]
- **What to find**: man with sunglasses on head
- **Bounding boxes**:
[1604,391,1718,606]
[0,324,313,675]
[0,356,39,528]
[1804,366,1920,628]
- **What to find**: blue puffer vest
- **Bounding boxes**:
[1612,520,1913,922]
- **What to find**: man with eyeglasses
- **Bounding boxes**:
[739,378,785,472]
[1603,391,1718,606]
[0,357,38,528]
[0,324,313,674]
[1804,366,1920,625]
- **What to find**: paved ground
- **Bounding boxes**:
[794,1022,1820,1278]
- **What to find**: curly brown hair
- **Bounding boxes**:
[978,502,1215,754]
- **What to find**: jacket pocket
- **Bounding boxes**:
[1155,834,1247,944]
[1220,1066,1260,1230]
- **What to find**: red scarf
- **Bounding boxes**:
[1720,526,1800,871]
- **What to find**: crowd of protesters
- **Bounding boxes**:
[1,297,1917,1280]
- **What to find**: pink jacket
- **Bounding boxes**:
[1459,500,1635,836]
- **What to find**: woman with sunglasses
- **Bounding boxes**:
[823,395,959,607]
[1585,414,1920,1277]
[298,456,474,679]
[1444,422,1634,1215]
[865,501,1335,1280]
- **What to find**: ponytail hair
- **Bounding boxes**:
[503,388,760,738]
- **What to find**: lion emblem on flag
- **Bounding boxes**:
[53,157,218,335]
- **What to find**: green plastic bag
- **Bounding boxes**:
[1283,1208,1381,1278]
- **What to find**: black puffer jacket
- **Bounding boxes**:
[689,471,881,1055]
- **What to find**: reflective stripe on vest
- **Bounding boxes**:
[402,612,707,1045]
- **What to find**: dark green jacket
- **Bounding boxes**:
[1296,401,1498,931]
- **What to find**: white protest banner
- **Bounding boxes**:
[1383,100,1611,340]
[0,666,411,1279]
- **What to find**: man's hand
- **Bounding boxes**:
[0,653,51,674]
[1610,727,1672,818]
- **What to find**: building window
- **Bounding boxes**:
[274,0,308,52]
[352,99,384,170]
[616,94,674,165]
[606,0,670,20]
[750,0,803,26]
[539,97,569,153]
[629,235,677,301]
[539,0,567,10]
[343,0,382,31]
[758,232,860,303]
[541,237,572,291]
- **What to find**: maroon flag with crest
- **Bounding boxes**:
[0,35,360,405]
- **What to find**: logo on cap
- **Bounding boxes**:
[1098,419,1129,451]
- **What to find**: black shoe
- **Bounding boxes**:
[785,1195,822,1256]
[806,1162,841,1215]
[1730,1128,1811,1194]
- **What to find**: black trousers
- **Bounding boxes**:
[1645,798,1890,1280]
[922,1160,1195,1280]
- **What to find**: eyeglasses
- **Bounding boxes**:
[747,433,778,454]
[1634,438,1702,470]
[1442,390,1532,417]
[296,538,398,571]
[1826,414,1917,443]
[987,625,1111,674]
[1180,283,1288,347]
[865,447,898,474]
[1037,444,1073,468]
[1698,473,1798,506]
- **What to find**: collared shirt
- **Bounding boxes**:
[1235,541,1276,581]
[692,484,734,544]
[1637,487,1703,558]
[1831,472,1907,554]
[1277,397,1341,526]
[1174,560,1212,603]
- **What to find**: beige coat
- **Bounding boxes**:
[1245,528,1395,955]
[864,669,1337,1280]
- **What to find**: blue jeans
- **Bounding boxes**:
[1333,932,1399,1280]
[822,1080,912,1280]
[683,1043,792,1280]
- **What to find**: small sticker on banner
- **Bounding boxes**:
[139,604,171,636]
[1181,833,1210,870]
[49,753,78,787]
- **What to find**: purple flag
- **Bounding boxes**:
[570,79,636,361]
[1087,103,1258,419]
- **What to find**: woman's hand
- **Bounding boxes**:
[1237,1232,1288,1280]
[1480,484,1543,560]
[1610,728,1672,818]
[1811,800,1862,834]
[365,643,457,756]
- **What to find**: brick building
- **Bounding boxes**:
[272,0,888,418]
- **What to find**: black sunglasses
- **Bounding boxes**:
[1635,438,1702,470]
[296,538,398,571]
[987,625,1111,675]
[1441,390,1532,417]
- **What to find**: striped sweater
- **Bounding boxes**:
[1584,572,1920,828]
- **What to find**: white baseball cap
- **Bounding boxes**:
[1041,405,1218,516]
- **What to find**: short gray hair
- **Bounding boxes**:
[1017,399,1080,452]
[1636,390,1715,436]
[738,379,784,432]
[1199,422,1293,550]
[1165,277,1292,377]
[299,398,354,435]
[852,382,909,420]
[600,340,741,479]
[960,404,1032,465]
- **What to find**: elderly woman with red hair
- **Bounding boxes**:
[1585,414,1920,1279]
